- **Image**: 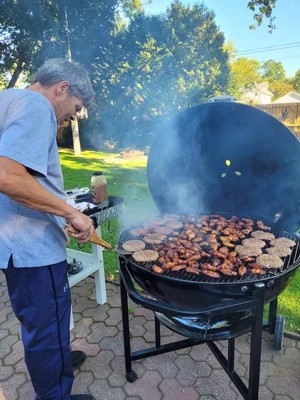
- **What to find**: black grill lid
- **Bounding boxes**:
[147,102,300,232]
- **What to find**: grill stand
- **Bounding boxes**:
[119,259,279,400]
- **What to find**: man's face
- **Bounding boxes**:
[53,81,84,124]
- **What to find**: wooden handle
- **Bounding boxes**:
[89,234,113,250]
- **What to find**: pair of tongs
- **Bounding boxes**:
[89,233,131,256]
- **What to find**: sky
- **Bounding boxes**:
[142,0,300,78]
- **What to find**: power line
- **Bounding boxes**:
[236,42,300,55]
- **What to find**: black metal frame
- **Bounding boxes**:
[119,259,280,400]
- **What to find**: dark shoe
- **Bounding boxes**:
[71,350,86,369]
[70,396,95,400]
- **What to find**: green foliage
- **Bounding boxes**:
[0,0,57,87]
[291,69,300,93]
[85,1,229,149]
[228,57,261,98]
[261,59,286,82]
[247,0,277,32]
[268,80,294,101]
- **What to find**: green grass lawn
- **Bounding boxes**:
[60,148,300,334]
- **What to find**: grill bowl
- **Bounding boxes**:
[119,214,300,310]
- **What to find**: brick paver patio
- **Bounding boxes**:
[0,273,299,400]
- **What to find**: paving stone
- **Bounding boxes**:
[159,378,199,400]
[133,307,155,321]
[14,358,29,375]
[195,369,239,399]
[17,380,35,400]
[87,321,118,344]
[105,308,122,326]
[82,350,114,379]
[89,378,126,400]
[142,354,178,378]
[71,371,94,394]
[71,338,101,357]
[1,278,300,400]
[124,370,162,400]
[129,316,147,337]
[4,340,24,367]
[174,355,211,385]
[82,304,109,322]
[273,347,300,371]
[99,332,125,357]
[0,310,19,330]
[108,357,128,387]
[0,363,14,381]
[126,397,142,400]
[72,297,98,313]
[0,329,9,341]
[0,334,19,359]
[266,375,300,397]
[0,373,27,400]
[189,343,211,361]
[72,317,93,338]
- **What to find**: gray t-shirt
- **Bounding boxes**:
[0,88,68,268]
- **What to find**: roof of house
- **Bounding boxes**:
[273,91,300,103]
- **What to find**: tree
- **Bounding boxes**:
[260,59,292,101]
[291,69,300,93]
[247,0,277,31]
[268,80,293,100]
[228,57,261,98]
[85,1,230,148]
[0,0,57,87]
[261,59,286,82]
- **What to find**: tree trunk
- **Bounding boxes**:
[71,118,82,155]
[7,57,25,88]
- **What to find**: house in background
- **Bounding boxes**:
[256,90,300,138]
[273,91,300,104]
[240,82,273,105]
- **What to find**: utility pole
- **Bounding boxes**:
[64,2,82,156]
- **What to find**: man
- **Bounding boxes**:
[0,59,96,400]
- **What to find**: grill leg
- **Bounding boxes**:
[267,298,278,334]
[120,272,137,382]
[154,314,161,348]
[248,284,265,400]
[228,338,235,373]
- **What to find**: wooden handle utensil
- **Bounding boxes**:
[89,234,113,249]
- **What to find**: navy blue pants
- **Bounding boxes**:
[3,257,74,399]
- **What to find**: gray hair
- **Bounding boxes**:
[33,58,95,107]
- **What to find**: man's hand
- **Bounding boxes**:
[65,210,96,242]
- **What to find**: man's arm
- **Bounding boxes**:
[0,156,95,242]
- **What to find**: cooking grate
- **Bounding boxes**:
[119,214,300,285]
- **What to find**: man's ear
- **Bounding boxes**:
[56,81,70,95]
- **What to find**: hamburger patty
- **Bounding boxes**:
[132,250,159,262]
[270,237,296,248]
[235,245,262,257]
[122,240,146,252]
[154,226,175,235]
[165,220,184,230]
[129,228,150,237]
[256,254,284,269]
[251,230,275,241]
[266,246,292,257]
[242,238,266,248]
[143,233,166,244]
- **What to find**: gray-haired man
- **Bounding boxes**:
[0,58,96,400]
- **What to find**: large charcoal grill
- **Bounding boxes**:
[118,101,300,400]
